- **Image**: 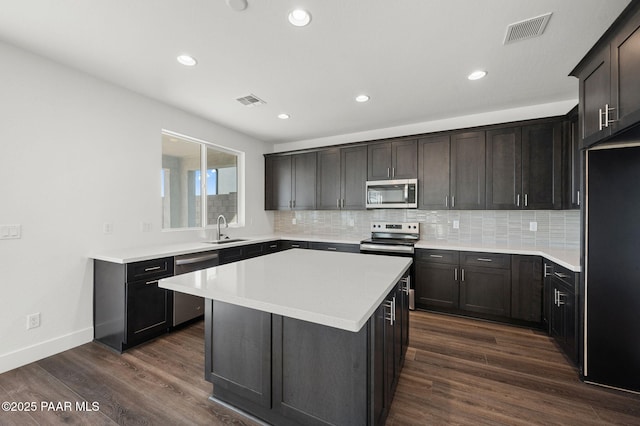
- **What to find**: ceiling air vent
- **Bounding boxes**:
[236,94,266,107]
[504,12,552,45]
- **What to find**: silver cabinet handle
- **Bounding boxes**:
[524,194,528,207]
[477,258,493,262]
[144,266,161,272]
[445,195,449,207]
[384,299,394,325]
[387,168,390,178]
[269,244,278,248]
[291,244,300,248]
[557,291,566,306]
[517,194,520,207]
[430,254,443,258]
[293,200,296,208]
[145,280,159,285]
[451,196,455,208]
[599,108,604,131]
[554,288,558,305]
[454,268,458,281]
[554,272,569,279]
[577,190,580,206]
[327,247,337,251]
[401,276,410,294]
[392,167,395,177]
[605,103,616,127]
[461,268,465,282]
[544,263,551,277]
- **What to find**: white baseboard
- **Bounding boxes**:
[0,327,94,374]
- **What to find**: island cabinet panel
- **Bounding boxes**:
[272,316,369,425]
[418,135,451,209]
[205,300,272,408]
[450,131,486,209]
[203,276,409,426]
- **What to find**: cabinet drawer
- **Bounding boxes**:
[415,249,459,264]
[244,243,265,259]
[219,247,244,264]
[548,263,576,288]
[280,240,309,250]
[460,252,510,269]
[126,257,174,282]
[309,242,359,253]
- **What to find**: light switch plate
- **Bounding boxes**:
[529,221,538,232]
[0,224,21,239]
[453,220,460,229]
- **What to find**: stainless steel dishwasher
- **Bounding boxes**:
[173,251,219,326]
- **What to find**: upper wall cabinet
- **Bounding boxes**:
[572,2,640,148]
[367,139,417,181]
[450,131,486,210]
[486,121,563,210]
[316,145,367,210]
[418,135,451,210]
[265,152,316,210]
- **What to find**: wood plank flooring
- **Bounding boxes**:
[1,311,639,425]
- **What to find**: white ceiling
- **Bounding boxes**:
[0,0,631,144]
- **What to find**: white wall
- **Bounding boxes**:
[0,41,274,373]
[272,99,578,153]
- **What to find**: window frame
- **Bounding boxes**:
[161,129,245,231]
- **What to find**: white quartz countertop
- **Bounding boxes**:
[158,249,412,332]
[91,233,580,272]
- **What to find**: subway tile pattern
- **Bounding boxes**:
[274,210,580,249]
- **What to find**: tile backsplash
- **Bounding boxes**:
[274,210,580,249]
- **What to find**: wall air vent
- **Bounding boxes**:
[504,12,552,44]
[236,94,266,107]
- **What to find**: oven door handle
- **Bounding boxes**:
[359,243,414,254]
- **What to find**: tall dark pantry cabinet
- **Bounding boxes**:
[585,146,640,393]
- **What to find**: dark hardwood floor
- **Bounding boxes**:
[1,311,639,425]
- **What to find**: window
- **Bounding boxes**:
[161,131,243,230]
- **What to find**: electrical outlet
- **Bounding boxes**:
[453,220,460,229]
[292,218,297,225]
[529,221,538,232]
[27,313,40,330]
[140,222,152,232]
[103,223,113,234]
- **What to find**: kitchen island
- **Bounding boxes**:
[159,249,412,426]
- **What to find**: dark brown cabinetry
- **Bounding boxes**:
[418,135,451,209]
[94,257,174,352]
[416,249,545,326]
[367,139,417,180]
[511,256,543,322]
[563,107,581,209]
[308,241,360,253]
[415,249,511,318]
[459,252,511,317]
[486,122,562,210]
[451,131,486,209]
[316,145,367,210]
[265,152,316,210]
[206,274,409,426]
[571,1,640,148]
[543,261,578,364]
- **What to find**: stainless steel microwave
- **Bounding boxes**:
[366,179,418,208]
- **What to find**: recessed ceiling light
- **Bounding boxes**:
[355,94,370,103]
[278,113,290,119]
[177,55,197,67]
[288,9,311,27]
[468,70,487,80]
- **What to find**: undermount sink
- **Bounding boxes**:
[206,238,247,245]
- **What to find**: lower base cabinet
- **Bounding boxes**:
[415,249,543,326]
[544,261,578,364]
[205,274,410,426]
